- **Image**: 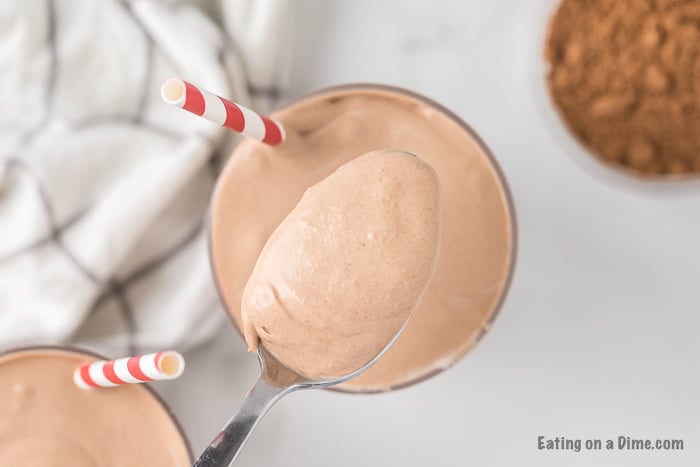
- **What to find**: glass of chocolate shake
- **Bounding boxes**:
[0,347,192,466]
[209,84,516,392]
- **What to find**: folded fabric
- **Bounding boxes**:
[0,0,293,355]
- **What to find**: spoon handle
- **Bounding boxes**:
[192,376,288,467]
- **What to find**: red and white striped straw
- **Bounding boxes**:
[73,351,185,389]
[161,78,285,146]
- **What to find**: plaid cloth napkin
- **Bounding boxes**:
[0,0,295,354]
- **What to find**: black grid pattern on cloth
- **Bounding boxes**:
[0,0,282,353]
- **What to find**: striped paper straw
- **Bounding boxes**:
[73,351,185,389]
[161,78,285,145]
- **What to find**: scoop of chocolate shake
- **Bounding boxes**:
[240,150,441,380]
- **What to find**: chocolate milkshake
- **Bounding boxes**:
[0,348,191,466]
[241,150,441,380]
[210,85,515,391]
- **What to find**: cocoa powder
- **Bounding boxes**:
[545,0,700,176]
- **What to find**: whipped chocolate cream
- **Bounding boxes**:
[210,86,514,391]
[0,349,191,466]
[240,150,441,380]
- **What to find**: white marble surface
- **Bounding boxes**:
[158,1,700,465]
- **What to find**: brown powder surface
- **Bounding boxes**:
[545,0,700,176]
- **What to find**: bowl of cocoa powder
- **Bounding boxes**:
[538,0,700,185]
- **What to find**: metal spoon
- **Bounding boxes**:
[192,329,404,467]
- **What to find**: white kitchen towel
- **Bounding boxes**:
[0,0,295,355]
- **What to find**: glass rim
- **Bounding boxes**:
[0,344,194,462]
[207,82,518,393]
